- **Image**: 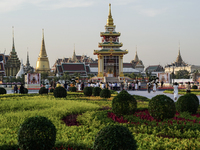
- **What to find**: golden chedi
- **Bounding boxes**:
[35,29,50,73]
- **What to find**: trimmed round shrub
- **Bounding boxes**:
[93,87,102,96]
[53,86,67,98]
[50,88,54,93]
[192,85,198,89]
[0,87,6,94]
[100,88,111,98]
[148,95,176,120]
[39,87,47,94]
[185,93,199,109]
[112,90,137,116]
[24,88,28,94]
[83,87,93,96]
[176,94,198,114]
[93,124,137,150]
[69,87,77,92]
[18,116,56,150]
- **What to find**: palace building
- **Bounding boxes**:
[35,29,50,73]
[93,4,128,78]
[165,45,200,74]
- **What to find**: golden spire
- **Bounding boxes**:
[107,3,114,26]
[12,26,15,52]
[36,29,50,73]
[39,29,47,57]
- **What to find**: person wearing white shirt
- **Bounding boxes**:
[173,82,179,100]
[138,81,141,90]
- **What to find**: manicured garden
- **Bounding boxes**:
[0,88,200,149]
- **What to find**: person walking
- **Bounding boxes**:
[19,84,24,94]
[174,82,179,100]
[186,81,191,93]
[14,84,18,93]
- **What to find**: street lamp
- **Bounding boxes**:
[172,64,175,85]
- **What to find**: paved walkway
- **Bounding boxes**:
[119,90,200,103]
[6,89,200,103]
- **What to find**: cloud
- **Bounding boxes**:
[0,0,26,13]
[133,5,168,17]
[0,0,94,13]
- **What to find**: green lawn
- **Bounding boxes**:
[0,92,199,150]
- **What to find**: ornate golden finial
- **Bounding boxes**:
[109,3,111,16]
[42,29,44,40]
[107,3,114,26]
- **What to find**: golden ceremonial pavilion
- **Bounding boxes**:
[94,4,128,79]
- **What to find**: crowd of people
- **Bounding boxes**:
[48,80,143,92]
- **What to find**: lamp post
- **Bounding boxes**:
[172,64,175,85]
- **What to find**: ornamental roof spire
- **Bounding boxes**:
[39,29,47,57]
[107,4,114,26]
[176,42,183,65]
[134,46,139,62]
[12,26,15,52]
[26,50,30,66]
[72,43,77,61]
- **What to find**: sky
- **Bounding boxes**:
[0,0,200,69]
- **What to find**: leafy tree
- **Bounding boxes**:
[175,70,190,79]
[41,72,49,80]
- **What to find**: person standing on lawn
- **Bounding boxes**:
[174,82,179,100]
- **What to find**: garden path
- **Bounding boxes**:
[124,90,200,102]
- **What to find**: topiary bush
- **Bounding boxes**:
[185,93,199,109]
[93,124,137,150]
[112,90,137,116]
[192,85,198,89]
[50,88,54,93]
[93,87,102,96]
[0,87,6,94]
[53,86,67,98]
[148,94,176,121]
[39,87,47,94]
[24,88,28,94]
[83,87,93,96]
[69,87,77,92]
[18,116,56,150]
[176,94,198,114]
[100,88,111,98]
